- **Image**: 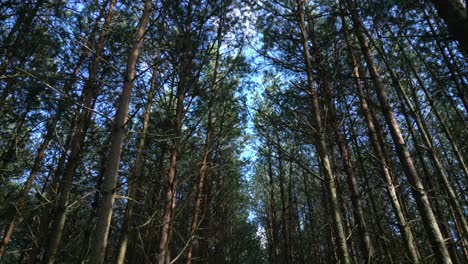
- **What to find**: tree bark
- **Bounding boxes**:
[44,2,116,262]
[340,7,421,262]
[186,14,222,264]
[0,0,44,77]
[158,2,192,263]
[429,0,468,55]
[344,0,453,262]
[88,0,151,263]
[372,23,468,254]
[296,1,351,263]
[116,51,159,264]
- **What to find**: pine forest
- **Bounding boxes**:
[0,0,467,263]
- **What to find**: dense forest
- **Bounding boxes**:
[0,0,466,263]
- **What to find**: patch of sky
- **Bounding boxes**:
[230,3,270,231]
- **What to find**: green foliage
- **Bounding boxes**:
[0,0,466,263]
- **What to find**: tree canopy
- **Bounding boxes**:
[0,0,466,263]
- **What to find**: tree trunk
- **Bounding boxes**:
[44,2,116,262]
[372,23,468,253]
[429,0,468,55]
[186,14,222,263]
[277,144,291,263]
[25,9,110,258]
[351,134,395,263]
[309,11,374,259]
[344,0,453,262]
[268,150,281,264]
[29,130,70,263]
[340,8,421,262]
[158,2,192,263]
[399,98,462,264]
[116,50,159,264]
[296,1,351,263]
[330,100,374,262]
[301,168,318,262]
[88,1,151,263]
[0,24,93,257]
[0,0,44,77]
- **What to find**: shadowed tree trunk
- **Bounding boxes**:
[296,0,350,263]
[429,0,468,55]
[186,13,222,264]
[371,22,468,254]
[0,0,44,77]
[308,11,374,260]
[339,6,421,262]
[158,2,193,263]
[44,1,116,262]
[0,10,104,255]
[344,0,453,262]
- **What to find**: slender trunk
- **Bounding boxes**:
[429,0,468,55]
[186,14,222,263]
[373,24,468,251]
[158,2,193,263]
[321,180,339,263]
[399,99,462,264]
[130,145,168,264]
[267,151,280,264]
[0,32,90,258]
[27,8,110,258]
[198,172,212,263]
[310,15,373,259]
[296,1,350,262]
[88,1,151,263]
[351,135,394,263]
[80,154,105,261]
[391,28,468,182]
[330,100,374,261]
[264,177,277,263]
[277,145,291,263]
[186,136,214,264]
[335,173,359,264]
[449,202,468,260]
[340,8,421,262]
[116,51,159,264]
[29,132,70,263]
[44,2,116,262]
[408,86,466,262]
[0,96,57,259]
[157,52,180,264]
[287,160,297,262]
[421,6,468,114]
[0,0,44,77]
[301,168,318,262]
[344,0,453,262]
